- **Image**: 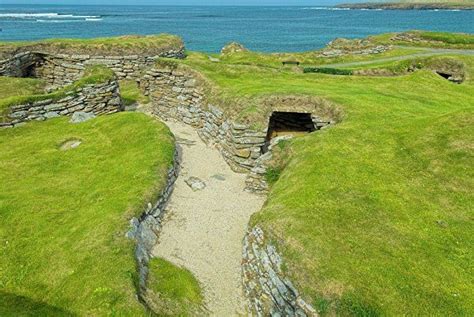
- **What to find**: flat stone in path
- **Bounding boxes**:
[152,120,265,316]
[211,174,226,181]
[185,176,206,191]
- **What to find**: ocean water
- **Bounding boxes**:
[0,5,473,52]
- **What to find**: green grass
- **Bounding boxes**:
[180,50,474,315]
[418,30,474,45]
[304,67,354,75]
[119,80,150,106]
[0,112,175,315]
[0,77,45,100]
[0,34,183,59]
[0,65,114,120]
[145,258,204,316]
[214,47,424,70]
[1,31,472,315]
[340,56,467,81]
[372,30,474,49]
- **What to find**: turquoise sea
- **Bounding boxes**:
[0,4,473,52]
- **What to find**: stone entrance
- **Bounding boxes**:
[263,111,315,152]
[435,71,463,84]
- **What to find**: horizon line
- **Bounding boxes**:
[1,3,336,7]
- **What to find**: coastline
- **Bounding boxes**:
[336,2,474,10]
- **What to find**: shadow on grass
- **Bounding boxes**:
[0,291,77,316]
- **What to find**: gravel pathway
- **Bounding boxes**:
[152,120,265,316]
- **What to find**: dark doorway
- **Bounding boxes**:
[23,63,37,78]
[436,71,452,80]
[435,71,463,84]
[262,111,315,152]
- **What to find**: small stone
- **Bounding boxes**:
[59,139,82,151]
[235,148,251,158]
[208,56,220,62]
[44,111,60,119]
[436,220,448,228]
[211,174,226,181]
[185,177,206,191]
[70,111,96,123]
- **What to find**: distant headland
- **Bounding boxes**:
[336,1,474,10]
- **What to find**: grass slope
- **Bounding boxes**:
[0,113,174,315]
[0,77,45,101]
[182,51,474,315]
[371,31,474,49]
[146,258,204,316]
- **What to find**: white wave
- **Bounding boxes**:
[36,19,82,23]
[302,7,351,11]
[69,15,101,19]
[86,18,103,21]
[301,7,326,10]
[0,12,100,19]
[0,13,60,18]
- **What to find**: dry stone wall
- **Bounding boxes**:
[125,150,179,301]
[0,47,185,89]
[0,79,122,128]
[243,227,318,317]
[35,50,184,89]
[0,52,40,77]
[140,68,268,174]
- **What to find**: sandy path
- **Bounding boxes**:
[152,120,265,316]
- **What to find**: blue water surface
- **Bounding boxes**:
[0,5,473,52]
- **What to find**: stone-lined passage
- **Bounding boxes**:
[243,227,318,317]
[125,149,180,306]
[151,120,265,316]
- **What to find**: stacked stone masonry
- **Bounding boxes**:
[140,68,269,174]
[0,52,41,77]
[0,47,185,89]
[243,227,318,317]
[0,79,122,128]
[126,150,180,303]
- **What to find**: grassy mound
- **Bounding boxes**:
[0,77,45,101]
[0,113,175,315]
[145,258,204,316]
[0,34,184,59]
[372,30,474,49]
[181,49,474,315]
